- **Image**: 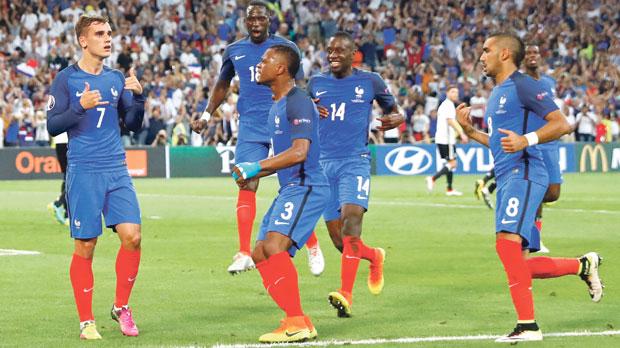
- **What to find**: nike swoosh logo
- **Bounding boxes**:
[83,287,93,293]
[509,283,518,288]
[274,220,289,225]
[128,277,136,282]
[345,255,361,260]
[234,55,246,60]
[76,91,84,97]
[285,330,304,337]
[316,91,327,96]
[501,218,517,224]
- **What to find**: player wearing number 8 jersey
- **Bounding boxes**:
[456,32,604,343]
[191,1,325,275]
[307,32,404,317]
[47,14,144,340]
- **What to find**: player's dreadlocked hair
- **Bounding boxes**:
[270,44,301,78]
[488,32,525,66]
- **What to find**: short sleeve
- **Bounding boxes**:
[514,74,558,119]
[370,72,396,112]
[286,90,315,140]
[219,46,236,81]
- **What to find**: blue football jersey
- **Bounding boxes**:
[47,64,143,171]
[307,69,395,160]
[268,87,327,187]
[485,71,558,186]
[220,35,304,143]
[525,73,558,151]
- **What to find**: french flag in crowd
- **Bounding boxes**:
[16,59,38,78]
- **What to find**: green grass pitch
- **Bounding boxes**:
[1,173,618,347]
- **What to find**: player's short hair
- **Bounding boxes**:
[489,32,525,66]
[247,0,270,13]
[75,14,109,43]
[270,44,300,78]
[332,31,354,46]
[447,84,459,92]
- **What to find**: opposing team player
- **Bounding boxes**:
[232,45,328,343]
[47,14,144,340]
[456,32,604,343]
[426,86,468,196]
[307,31,404,317]
[191,1,324,275]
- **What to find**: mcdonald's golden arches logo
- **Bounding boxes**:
[579,144,608,172]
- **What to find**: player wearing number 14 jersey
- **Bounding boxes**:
[307,32,404,318]
[191,1,324,276]
[456,33,604,343]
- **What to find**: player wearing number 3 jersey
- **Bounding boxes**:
[456,32,604,343]
[307,32,404,318]
[47,14,144,340]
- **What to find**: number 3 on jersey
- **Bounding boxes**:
[330,102,345,121]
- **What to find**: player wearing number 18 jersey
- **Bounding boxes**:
[307,32,404,317]
[47,15,144,340]
[457,33,604,343]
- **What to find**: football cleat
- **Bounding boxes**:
[47,202,66,225]
[368,247,386,295]
[481,187,493,209]
[579,252,604,302]
[328,290,352,318]
[304,315,318,340]
[227,252,255,275]
[425,176,434,192]
[307,244,325,276]
[495,323,543,343]
[474,179,484,200]
[537,241,550,253]
[258,316,311,343]
[445,189,463,196]
[79,320,102,340]
[111,305,139,336]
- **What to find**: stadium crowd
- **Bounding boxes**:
[1,0,619,148]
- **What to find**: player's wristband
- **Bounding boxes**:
[232,162,262,181]
[524,132,539,146]
[200,110,211,122]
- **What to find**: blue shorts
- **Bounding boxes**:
[257,185,329,257]
[495,176,546,252]
[541,145,563,185]
[66,168,141,239]
[235,140,270,164]
[320,156,371,222]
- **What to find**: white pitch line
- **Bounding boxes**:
[0,249,41,256]
[212,330,620,348]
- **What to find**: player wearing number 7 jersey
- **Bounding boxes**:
[191,1,325,276]
[47,14,144,340]
[307,31,404,318]
[456,32,604,343]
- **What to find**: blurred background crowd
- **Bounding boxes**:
[1,0,619,148]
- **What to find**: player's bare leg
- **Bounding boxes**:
[230,180,259,274]
[535,184,561,253]
[111,223,141,337]
[253,235,313,343]
[72,238,101,339]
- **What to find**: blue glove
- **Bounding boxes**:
[232,162,261,181]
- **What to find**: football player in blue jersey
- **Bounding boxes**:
[47,14,144,340]
[231,44,329,343]
[307,31,404,318]
[191,0,325,276]
[456,32,603,343]
[523,44,561,253]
